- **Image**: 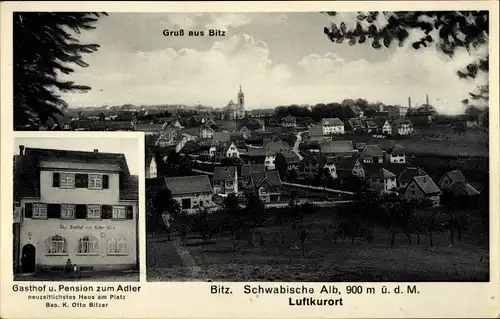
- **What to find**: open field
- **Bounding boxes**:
[305,126,488,157]
[147,210,489,282]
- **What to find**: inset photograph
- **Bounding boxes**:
[13,134,140,281]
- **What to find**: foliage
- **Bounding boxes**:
[14,12,107,128]
[245,193,266,227]
[151,188,181,234]
[165,150,192,177]
[192,208,212,243]
[221,194,243,250]
[322,11,489,104]
[274,153,288,181]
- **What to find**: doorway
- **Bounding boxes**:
[21,244,36,273]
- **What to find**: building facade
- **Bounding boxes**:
[14,146,139,273]
[322,118,345,135]
[165,175,214,213]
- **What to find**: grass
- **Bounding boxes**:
[304,126,488,157]
[147,211,489,282]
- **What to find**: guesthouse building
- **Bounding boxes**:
[13,146,139,274]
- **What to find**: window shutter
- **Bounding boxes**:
[75,174,89,188]
[103,175,109,189]
[25,203,33,218]
[126,206,133,219]
[76,204,87,219]
[47,204,61,219]
[53,172,60,187]
[102,205,113,219]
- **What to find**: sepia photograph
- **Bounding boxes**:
[12,135,140,282]
[12,11,490,283]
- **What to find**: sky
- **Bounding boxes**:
[59,12,488,115]
[14,137,140,175]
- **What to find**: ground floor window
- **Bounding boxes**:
[46,235,67,255]
[112,206,126,219]
[33,203,48,219]
[61,204,75,219]
[108,237,128,255]
[87,205,101,219]
[77,236,99,255]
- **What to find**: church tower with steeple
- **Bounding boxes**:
[237,84,245,119]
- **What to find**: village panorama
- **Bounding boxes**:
[13,12,490,282]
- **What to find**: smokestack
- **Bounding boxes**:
[408,97,411,109]
[426,94,429,106]
[94,149,99,153]
[19,145,25,156]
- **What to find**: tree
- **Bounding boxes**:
[298,225,309,258]
[221,194,242,251]
[14,12,107,129]
[99,112,106,121]
[322,11,489,101]
[152,188,181,239]
[193,208,212,250]
[274,153,288,181]
[245,193,266,227]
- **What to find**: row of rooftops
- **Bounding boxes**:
[13,146,139,202]
[159,166,282,196]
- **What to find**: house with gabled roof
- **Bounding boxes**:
[225,141,242,159]
[13,145,139,273]
[133,123,164,135]
[336,156,365,179]
[364,120,378,133]
[281,115,297,128]
[397,167,428,189]
[438,170,480,197]
[360,145,385,164]
[322,118,344,135]
[199,126,215,139]
[403,175,442,206]
[213,166,238,195]
[386,145,406,163]
[296,153,325,180]
[391,118,414,136]
[320,140,355,162]
[165,175,214,213]
[240,164,266,189]
[364,166,397,193]
[249,170,282,203]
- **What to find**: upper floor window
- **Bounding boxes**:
[88,174,103,190]
[61,204,75,219]
[77,236,99,255]
[33,203,47,219]
[52,172,109,190]
[60,173,75,188]
[46,235,67,255]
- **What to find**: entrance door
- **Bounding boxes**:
[21,244,36,273]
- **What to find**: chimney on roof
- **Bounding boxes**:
[426,94,429,106]
[94,149,99,153]
[19,145,25,156]
[408,97,411,109]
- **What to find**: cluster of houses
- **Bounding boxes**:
[298,116,415,142]
[148,163,284,214]
[147,129,480,214]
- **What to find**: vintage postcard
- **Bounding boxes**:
[1,1,499,318]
